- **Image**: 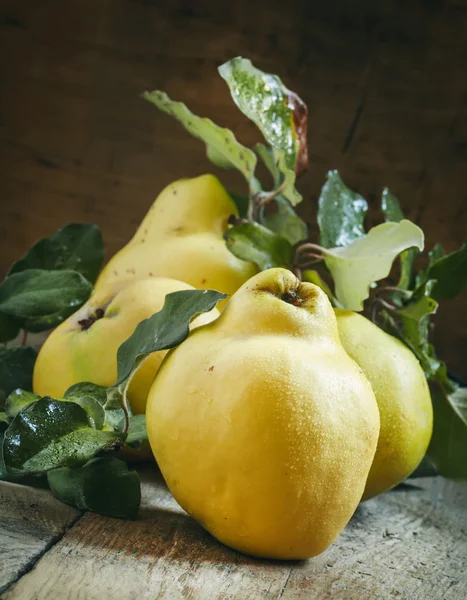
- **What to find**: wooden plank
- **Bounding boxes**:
[4,469,466,599]
[0,481,81,595]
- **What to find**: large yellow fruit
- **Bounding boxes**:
[95,174,257,304]
[147,268,380,559]
[33,277,219,415]
[335,309,433,500]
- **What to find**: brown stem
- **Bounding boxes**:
[21,330,28,346]
[297,257,324,269]
[295,242,326,255]
[293,267,303,281]
[376,286,412,297]
[121,379,131,435]
[249,180,288,222]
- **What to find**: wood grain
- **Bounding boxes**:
[0,0,466,377]
[3,470,467,600]
[0,481,81,595]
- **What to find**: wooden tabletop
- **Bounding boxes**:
[1,468,466,600]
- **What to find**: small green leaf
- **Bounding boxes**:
[261,195,307,245]
[68,396,105,430]
[381,188,418,290]
[114,289,226,388]
[126,414,148,446]
[224,222,293,271]
[0,311,21,344]
[323,220,424,311]
[392,281,440,377]
[0,346,38,400]
[142,90,257,191]
[0,413,8,426]
[104,408,126,431]
[0,432,7,479]
[424,244,467,300]
[255,143,281,188]
[8,224,105,284]
[5,389,40,419]
[219,57,307,174]
[318,171,368,248]
[64,382,108,406]
[428,382,467,480]
[47,457,141,519]
[3,397,122,474]
[273,148,302,207]
[0,269,93,332]
[381,187,404,222]
[228,191,250,219]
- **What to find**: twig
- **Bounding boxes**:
[121,378,131,435]
[376,286,412,297]
[248,180,288,221]
[21,330,28,346]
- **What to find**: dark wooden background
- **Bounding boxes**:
[1,0,466,377]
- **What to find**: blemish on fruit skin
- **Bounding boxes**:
[113,271,118,276]
[208,366,215,372]
[201,278,207,284]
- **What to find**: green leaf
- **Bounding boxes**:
[415,243,446,289]
[381,188,418,290]
[47,457,141,519]
[0,432,7,479]
[228,191,250,219]
[254,143,303,208]
[224,222,293,271]
[8,224,105,284]
[114,289,226,388]
[255,143,281,188]
[381,187,404,222]
[323,220,425,311]
[272,148,302,207]
[0,269,93,332]
[424,244,467,300]
[104,407,126,431]
[0,413,8,427]
[261,195,307,245]
[5,389,40,419]
[3,397,122,474]
[0,311,21,344]
[142,90,257,191]
[428,382,467,480]
[64,382,108,406]
[0,346,38,400]
[318,171,368,248]
[126,414,148,446]
[64,382,107,428]
[219,57,307,174]
[392,281,440,377]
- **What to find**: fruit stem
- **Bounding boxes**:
[376,286,412,297]
[293,242,326,270]
[21,329,28,346]
[121,378,131,435]
[248,180,288,221]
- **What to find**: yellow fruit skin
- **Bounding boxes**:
[335,309,433,500]
[147,268,380,560]
[33,277,219,415]
[95,175,257,304]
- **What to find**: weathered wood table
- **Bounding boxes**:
[1,468,466,599]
